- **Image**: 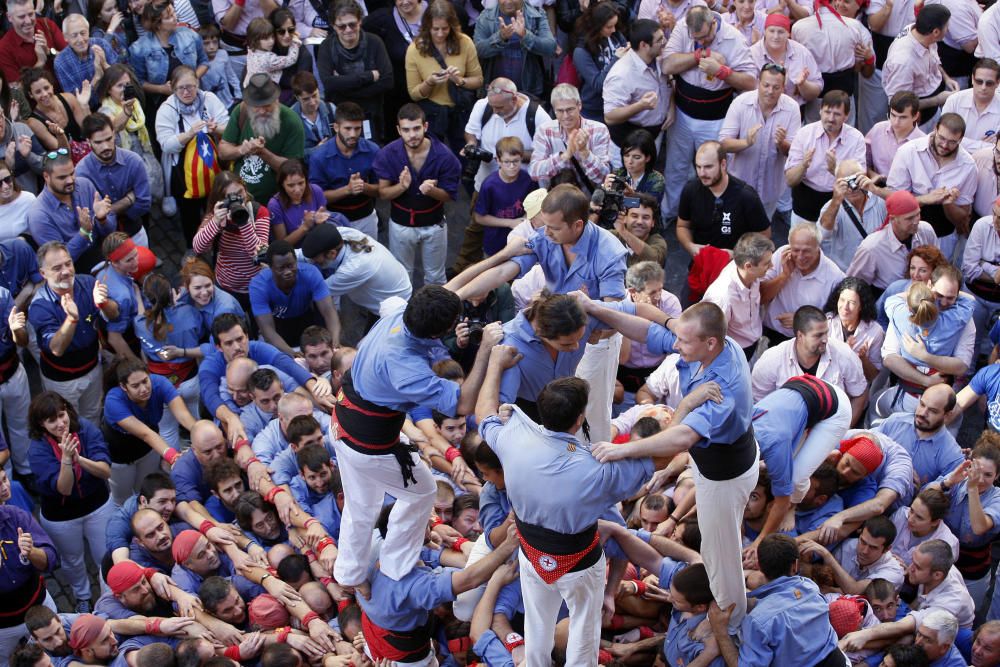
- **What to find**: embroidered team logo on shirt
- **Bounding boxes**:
[538,555,558,572]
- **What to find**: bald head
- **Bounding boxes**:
[915,384,956,433]
[278,393,313,429]
[226,357,259,408]
[190,421,228,464]
[489,77,516,93]
[836,160,863,179]
[299,581,333,619]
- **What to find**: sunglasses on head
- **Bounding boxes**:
[44,148,68,162]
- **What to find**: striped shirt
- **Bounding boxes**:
[192,205,270,294]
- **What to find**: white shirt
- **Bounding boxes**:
[464,95,552,190]
[0,192,35,241]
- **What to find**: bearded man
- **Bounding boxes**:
[219,73,306,203]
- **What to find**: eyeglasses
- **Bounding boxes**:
[761,62,786,75]
[334,21,359,31]
[175,84,198,92]
[276,27,295,35]
[487,86,514,96]
[499,159,521,166]
[44,148,69,162]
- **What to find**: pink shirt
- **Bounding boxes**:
[827,315,885,371]
[847,221,939,289]
[909,566,976,629]
[719,90,802,211]
[883,29,944,98]
[791,9,872,72]
[751,337,867,401]
[866,0,916,38]
[973,146,1000,218]
[642,354,683,409]
[603,49,673,127]
[887,135,978,206]
[786,121,868,192]
[961,215,1000,284]
[624,289,682,368]
[723,9,767,46]
[702,260,762,348]
[637,0,707,27]
[941,89,1000,152]
[977,2,1000,60]
[925,0,981,51]
[762,246,846,336]
[865,120,925,177]
[664,13,757,91]
[889,507,960,566]
[749,39,823,105]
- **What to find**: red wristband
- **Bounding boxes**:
[301,611,320,627]
[199,520,214,536]
[233,437,251,452]
[316,537,336,553]
[224,646,242,661]
[305,549,317,563]
[445,447,462,463]
[598,649,614,665]
[503,632,524,652]
[276,626,291,643]
[638,626,655,639]
[634,580,647,596]
[321,576,334,587]
[264,486,287,503]
[336,598,351,612]
[451,537,469,552]
[234,0,246,7]
[693,48,702,64]
[716,65,733,80]
[303,518,318,529]
[864,54,875,66]
[430,516,444,528]
[609,614,624,630]
[145,618,162,635]
[163,448,180,465]
[245,456,261,467]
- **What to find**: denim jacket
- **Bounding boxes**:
[473,3,557,99]
[128,27,208,85]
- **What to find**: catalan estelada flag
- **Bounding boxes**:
[183,131,221,199]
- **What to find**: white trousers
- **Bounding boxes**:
[42,365,103,424]
[389,221,448,286]
[790,385,853,503]
[692,445,760,633]
[347,210,379,240]
[109,449,164,506]
[575,333,622,444]
[333,439,436,585]
[158,375,199,449]
[0,364,32,475]
[0,592,56,667]
[453,533,493,621]
[520,549,605,667]
[40,497,115,601]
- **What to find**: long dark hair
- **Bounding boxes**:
[578,1,620,56]
[823,277,878,323]
[28,391,80,440]
[204,172,251,221]
[94,63,145,107]
[143,273,174,342]
[415,0,462,56]
[277,159,313,209]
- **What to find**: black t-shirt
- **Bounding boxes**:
[678,175,770,250]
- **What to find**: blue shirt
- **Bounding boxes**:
[0,505,57,593]
[481,409,652,533]
[104,374,179,434]
[885,293,975,367]
[28,276,103,358]
[239,401,274,442]
[29,418,111,505]
[0,286,16,361]
[473,630,514,667]
[96,266,137,334]
[218,364,300,416]
[874,413,963,488]
[0,238,41,298]
[478,482,511,550]
[133,303,205,364]
[475,170,536,255]
[512,223,627,299]
[930,645,969,667]
[969,364,1000,431]
[876,278,910,330]
[53,38,117,95]
[795,495,844,535]
[170,554,263,599]
[251,411,330,465]
[351,301,459,415]
[643,322,754,447]
[74,148,151,225]
[290,475,342,540]
[358,563,456,631]
[128,26,207,85]
[269,433,337,486]
[739,575,839,666]
[752,388,812,497]
[308,135,379,192]
[198,340,313,417]
[171,449,208,504]
[179,287,244,342]
[292,100,336,157]
[27,179,117,263]
[372,137,461,220]
[249,261,329,320]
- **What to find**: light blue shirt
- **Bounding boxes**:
[350,300,459,415]
[251,409,330,466]
[480,409,652,533]
[511,223,627,300]
[874,412,963,489]
[270,434,337,486]
[885,293,975,367]
[290,475,342,540]
[739,575,839,666]
[752,388,812,498]
[358,564,456,631]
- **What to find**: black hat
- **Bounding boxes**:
[302,224,344,259]
[243,73,280,107]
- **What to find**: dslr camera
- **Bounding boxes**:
[462,144,494,189]
[466,319,485,345]
[592,175,638,229]
[224,192,250,229]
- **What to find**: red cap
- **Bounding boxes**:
[885,190,920,217]
[171,529,203,565]
[107,560,147,596]
[764,13,791,30]
[248,593,290,630]
[69,614,106,652]
[840,435,884,474]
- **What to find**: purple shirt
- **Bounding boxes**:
[266,184,326,240]
[865,120,925,177]
[474,170,536,256]
[883,28,944,98]
[749,39,823,105]
[786,121,868,192]
[887,135,978,206]
[664,13,756,91]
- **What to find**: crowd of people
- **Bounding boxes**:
[4,0,1000,664]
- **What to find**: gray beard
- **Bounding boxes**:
[250,109,281,141]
